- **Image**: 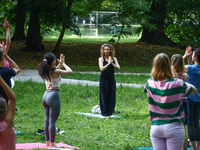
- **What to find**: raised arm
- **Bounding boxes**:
[183,46,193,65]
[3,19,11,52]
[0,76,16,128]
[4,53,20,75]
[53,54,72,77]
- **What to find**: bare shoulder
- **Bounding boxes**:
[113,57,118,61]
[51,69,61,78]
[99,57,103,61]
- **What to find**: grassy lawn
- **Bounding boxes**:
[70,65,152,73]
[43,29,141,43]
[62,72,150,84]
[14,79,151,150]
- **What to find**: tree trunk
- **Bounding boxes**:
[53,0,73,55]
[25,8,44,51]
[11,0,26,41]
[139,0,176,47]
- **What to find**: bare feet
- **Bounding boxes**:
[50,142,59,148]
[46,141,50,146]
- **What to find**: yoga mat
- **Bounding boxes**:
[16,142,79,149]
[76,112,122,118]
[132,146,193,150]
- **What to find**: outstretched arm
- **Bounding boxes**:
[0,76,16,128]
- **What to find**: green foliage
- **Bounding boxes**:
[165,0,200,45]
[102,0,150,41]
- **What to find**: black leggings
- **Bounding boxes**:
[187,98,200,141]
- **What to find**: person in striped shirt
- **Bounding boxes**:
[144,53,197,150]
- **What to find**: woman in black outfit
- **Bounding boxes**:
[98,44,120,117]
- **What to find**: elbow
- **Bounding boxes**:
[11,95,16,102]
[16,68,20,75]
[99,68,103,72]
[193,88,197,94]
[191,87,197,94]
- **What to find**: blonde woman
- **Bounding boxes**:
[144,53,196,150]
[98,44,120,117]
[171,54,189,150]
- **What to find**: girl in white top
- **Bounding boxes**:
[38,52,72,147]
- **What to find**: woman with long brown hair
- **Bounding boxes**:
[38,52,72,147]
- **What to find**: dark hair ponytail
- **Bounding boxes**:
[38,52,56,80]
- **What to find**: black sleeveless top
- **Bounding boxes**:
[101,56,115,76]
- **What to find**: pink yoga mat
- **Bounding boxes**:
[16,142,79,149]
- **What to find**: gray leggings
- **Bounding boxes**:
[42,90,60,142]
[150,122,185,150]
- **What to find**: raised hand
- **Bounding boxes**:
[3,19,9,29]
[185,46,192,57]
[57,54,65,66]
[108,56,112,64]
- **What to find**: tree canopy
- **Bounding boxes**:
[0,0,200,51]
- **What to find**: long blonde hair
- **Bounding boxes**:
[171,54,184,73]
[151,53,173,80]
[100,43,115,58]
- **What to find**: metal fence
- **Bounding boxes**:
[73,11,140,37]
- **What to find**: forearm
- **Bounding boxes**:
[6,28,11,52]
[4,55,20,74]
[62,63,72,73]
[188,83,197,94]
[111,63,120,70]
[0,76,15,101]
[187,57,193,65]
[100,62,110,71]
[56,63,62,69]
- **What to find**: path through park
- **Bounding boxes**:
[13,69,149,88]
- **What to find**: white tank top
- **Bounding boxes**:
[45,76,61,88]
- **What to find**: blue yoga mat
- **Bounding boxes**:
[76,112,122,118]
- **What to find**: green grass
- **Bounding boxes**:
[70,65,152,73]
[13,80,151,150]
[43,29,141,43]
[62,72,150,84]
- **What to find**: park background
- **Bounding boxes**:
[0,0,199,149]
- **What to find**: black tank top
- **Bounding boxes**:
[101,56,115,76]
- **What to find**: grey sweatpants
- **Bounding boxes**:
[42,90,60,142]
